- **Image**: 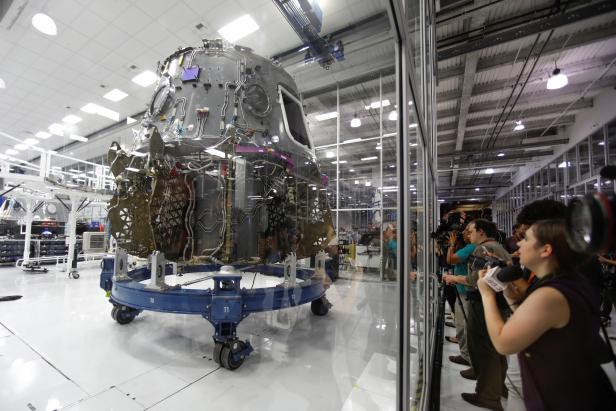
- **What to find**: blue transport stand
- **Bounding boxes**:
[100,250,333,370]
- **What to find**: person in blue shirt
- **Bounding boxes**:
[443,228,476,369]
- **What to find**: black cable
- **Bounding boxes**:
[251,272,257,289]
[488,29,555,150]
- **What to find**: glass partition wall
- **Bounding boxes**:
[494,117,616,230]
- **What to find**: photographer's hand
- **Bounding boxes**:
[477,269,495,297]
[448,232,457,246]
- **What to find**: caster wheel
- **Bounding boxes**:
[220,341,246,370]
[311,297,329,316]
[71,272,80,279]
[213,342,224,364]
[114,306,137,325]
[111,305,119,321]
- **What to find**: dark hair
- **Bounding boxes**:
[516,200,566,226]
[532,219,587,273]
[470,218,498,239]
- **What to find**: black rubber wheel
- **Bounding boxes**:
[311,297,329,316]
[213,342,224,364]
[220,341,245,370]
[71,272,80,279]
[115,306,137,325]
[111,305,119,321]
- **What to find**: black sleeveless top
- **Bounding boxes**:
[518,274,616,410]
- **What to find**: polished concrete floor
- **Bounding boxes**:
[0,264,397,411]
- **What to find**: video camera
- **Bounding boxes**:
[431,211,466,247]
[566,165,616,254]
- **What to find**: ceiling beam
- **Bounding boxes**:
[439,24,616,80]
[439,139,569,158]
[437,1,616,60]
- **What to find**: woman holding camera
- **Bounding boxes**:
[477,219,615,410]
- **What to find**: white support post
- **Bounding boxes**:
[22,199,33,265]
[66,196,78,275]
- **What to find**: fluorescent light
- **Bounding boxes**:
[599,141,605,146]
[376,145,382,150]
[62,114,82,124]
[0,78,5,89]
[558,161,571,168]
[344,138,362,144]
[546,68,568,90]
[131,70,159,87]
[69,134,88,142]
[23,138,39,146]
[365,182,372,187]
[14,144,28,150]
[48,123,64,136]
[206,148,226,158]
[125,167,140,172]
[349,169,355,172]
[364,99,390,110]
[35,131,52,139]
[325,151,335,158]
[409,123,417,128]
[475,187,480,191]
[485,168,495,174]
[80,103,120,121]
[438,199,445,203]
[514,120,525,131]
[469,198,478,201]
[126,116,137,125]
[497,152,505,157]
[32,13,57,36]
[361,156,378,161]
[5,149,18,155]
[331,160,347,164]
[408,101,413,105]
[410,143,417,147]
[315,111,338,121]
[218,14,259,42]
[350,117,361,128]
[104,88,128,102]
[389,164,395,168]
[388,110,398,121]
[354,180,359,185]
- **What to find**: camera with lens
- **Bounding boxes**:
[431,211,466,248]
[566,165,616,254]
[468,254,508,272]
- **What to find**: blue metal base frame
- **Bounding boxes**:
[100,258,331,370]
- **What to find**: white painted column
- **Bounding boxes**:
[22,199,33,264]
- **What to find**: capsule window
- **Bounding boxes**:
[279,86,311,149]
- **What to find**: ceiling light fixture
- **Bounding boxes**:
[69,134,88,142]
[409,123,417,128]
[546,68,568,90]
[81,103,120,121]
[365,182,372,187]
[497,152,505,157]
[35,131,52,139]
[475,187,480,192]
[350,114,361,128]
[104,88,128,102]
[485,168,495,174]
[218,14,259,42]
[513,120,525,131]
[344,138,362,144]
[62,114,82,124]
[131,70,159,87]
[325,151,335,158]
[349,169,355,172]
[364,99,390,110]
[48,123,64,136]
[331,160,347,164]
[315,111,338,121]
[361,156,378,161]
[599,141,605,146]
[388,110,398,121]
[32,13,57,36]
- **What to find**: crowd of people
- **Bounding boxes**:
[440,199,616,411]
